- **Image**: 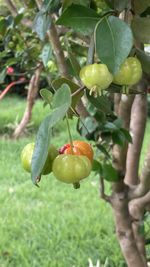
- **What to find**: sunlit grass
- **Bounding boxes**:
[0,96,150,267]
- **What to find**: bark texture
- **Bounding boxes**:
[13,66,42,138]
[125,94,147,185]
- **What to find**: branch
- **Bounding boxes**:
[111,192,146,267]
[47,20,69,77]
[129,191,150,220]
[125,93,147,185]
[13,64,43,138]
[99,176,111,203]
[5,0,18,16]
[114,93,121,115]
[5,0,32,27]
[112,95,134,182]
[129,144,150,198]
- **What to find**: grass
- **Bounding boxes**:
[0,96,150,267]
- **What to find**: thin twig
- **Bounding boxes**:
[99,176,111,203]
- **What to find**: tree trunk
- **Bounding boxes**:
[13,65,42,138]
[111,192,147,267]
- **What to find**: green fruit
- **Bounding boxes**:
[113,57,142,85]
[52,154,92,184]
[21,143,58,175]
[79,63,113,92]
[12,36,17,42]
[8,41,15,49]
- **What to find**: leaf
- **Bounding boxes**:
[131,17,150,44]
[40,89,53,105]
[52,77,79,91]
[136,48,150,74]
[52,77,82,117]
[41,0,60,12]
[95,16,133,74]
[62,0,90,10]
[92,159,102,173]
[56,4,100,35]
[105,0,130,11]
[0,68,6,84]
[31,85,71,184]
[67,50,81,78]
[86,93,113,114]
[41,43,52,67]
[120,128,132,143]
[0,18,7,35]
[31,117,52,184]
[113,118,123,128]
[6,58,19,66]
[102,163,119,182]
[33,11,51,41]
[133,0,150,14]
[112,131,126,146]
[96,144,111,159]
[104,122,118,131]
[52,83,71,108]
[82,116,98,133]
[14,13,24,25]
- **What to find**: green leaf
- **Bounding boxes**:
[33,11,51,41]
[131,17,150,44]
[56,4,100,35]
[92,159,102,173]
[96,144,111,159]
[67,50,81,78]
[0,68,6,84]
[52,83,71,109]
[14,13,24,25]
[31,85,71,184]
[95,16,133,74]
[52,77,82,117]
[41,0,60,12]
[52,77,79,91]
[31,117,52,184]
[132,0,150,14]
[113,118,123,128]
[41,43,52,67]
[120,128,132,143]
[136,48,150,74]
[62,0,90,10]
[104,122,118,131]
[40,89,53,105]
[112,131,126,146]
[87,93,113,114]
[102,163,119,182]
[105,0,130,11]
[82,116,98,133]
[0,18,7,35]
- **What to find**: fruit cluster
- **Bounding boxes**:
[79,57,142,95]
[21,140,93,188]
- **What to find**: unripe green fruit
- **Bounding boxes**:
[52,154,92,184]
[79,63,113,92]
[8,41,15,48]
[21,143,58,175]
[113,57,142,85]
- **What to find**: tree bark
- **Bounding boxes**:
[111,192,147,267]
[13,65,42,138]
[125,94,147,186]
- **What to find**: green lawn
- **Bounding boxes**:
[0,96,149,267]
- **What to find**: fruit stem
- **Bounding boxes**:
[65,113,74,153]
[73,182,80,189]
